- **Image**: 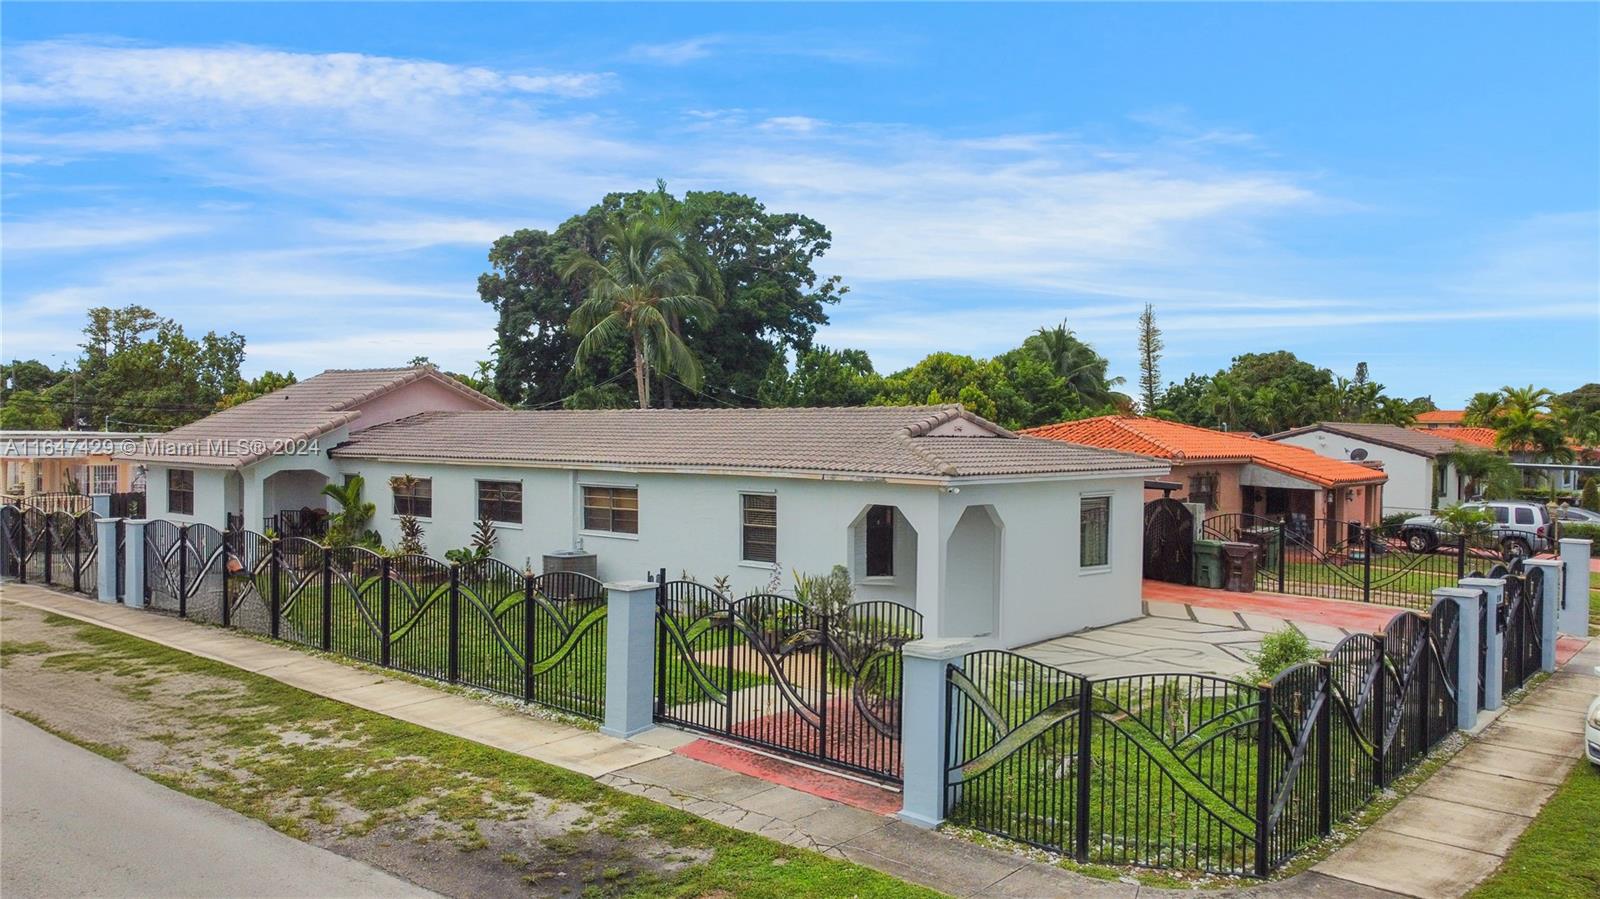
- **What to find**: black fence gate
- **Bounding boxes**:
[654,575,923,783]
[944,593,1462,877]
[1143,498,1194,585]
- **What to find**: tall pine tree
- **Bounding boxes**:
[1137,304,1163,414]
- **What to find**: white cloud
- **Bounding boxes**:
[630,36,723,65]
[3,40,612,114]
[2,216,210,252]
[758,116,825,134]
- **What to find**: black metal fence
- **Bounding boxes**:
[1501,562,1546,697]
[1201,514,1526,608]
[1,511,608,722]
[654,573,923,783]
[0,506,100,597]
[944,594,1463,877]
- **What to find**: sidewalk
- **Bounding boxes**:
[1312,639,1599,898]
[4,581,1591,898]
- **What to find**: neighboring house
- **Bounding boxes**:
[1416,426,1498,449]
[1419,425,1593,493]
[1269,422,1474,515]
[122,373,1171,648]
[1413,409,1467,429]
[1,430,149,508]
[1022,417,1387,535]
[116,367,505,535]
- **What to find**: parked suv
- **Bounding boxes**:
[1399,501,1552,559]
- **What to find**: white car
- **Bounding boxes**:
[1589,666,1600,768]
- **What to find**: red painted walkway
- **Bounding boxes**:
[1141,579,1406,632]
[674,738,901,815]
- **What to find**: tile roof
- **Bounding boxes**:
[1417,426,1498,449]
[117,367,505,468]
[1415,410,1467,425]
[330,405,1169,482]
[1023,416,1387,488]
[1268,422,1470,458]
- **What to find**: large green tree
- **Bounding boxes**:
[10,306,247,430]
[562,212,718,409]
[480,187,844,408]
[758,347,881,408]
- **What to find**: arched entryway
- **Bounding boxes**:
[944,505,1001,639]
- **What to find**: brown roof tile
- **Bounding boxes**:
[117,367,504,468]
[329,405,1168,481]
[1268,422,1469,458]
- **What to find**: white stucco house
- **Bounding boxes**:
[118,366,1169,648]
[1268,423,1473,516]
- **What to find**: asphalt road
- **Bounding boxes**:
[0,712,438,898]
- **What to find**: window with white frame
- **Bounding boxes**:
[168,469,195,515]
[476,480,522,524]
[392,477,432,518]
[864,505,895,577]
[741,493,777,563]
[1080,495,1110,568]
[582,486,638,534]
[90,464,118,495]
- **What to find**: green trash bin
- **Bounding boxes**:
[1192,539,1224,589]
[1243,525,1281,573]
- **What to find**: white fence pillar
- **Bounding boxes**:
[1460,576,1505,712]
[94,518,120,603]
[90,493,112,519]
[1557,538,1592,637]
[600,580,656,739]
[1521,558,1562,672]
[898,638,973,829]
[1434,587,1482,731]
[122,519,147,609]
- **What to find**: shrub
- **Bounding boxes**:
[444,516,498,567]
[1581,477,1599,513]
[1244,625,1321,683]
[792,565,854,619]
[1559,522,1600,556]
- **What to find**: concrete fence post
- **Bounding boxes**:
[1460,576,1505,712]
[94,517,120,603]
[600,579,657,739]
[1434,587,1481,732]
[1557,538,1592,637]
[123,519,148,609]
[1521,558,1562,672]
[90,493,112,520]
[898,638,974,829]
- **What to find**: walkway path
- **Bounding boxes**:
[1,712,438,898]
[4,582,1591,898]
[1312,639,1599,898]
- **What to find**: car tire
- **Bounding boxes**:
[1405,530,1436,553]
[1502,538,1531,561]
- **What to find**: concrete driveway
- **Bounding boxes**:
[1017,588,1382,679]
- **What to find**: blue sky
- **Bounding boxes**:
[3,3,1597,406]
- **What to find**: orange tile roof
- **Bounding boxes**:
[1022,416,1387,488]
[1418,426,1498,449]
[1415,410,1467,425]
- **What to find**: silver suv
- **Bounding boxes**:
[1399,501,1551,559]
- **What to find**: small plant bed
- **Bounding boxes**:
[0,602,939,899]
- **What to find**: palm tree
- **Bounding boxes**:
[1028,321,1124,408]
[1444,448,1520,500]
[562,212,718,409]
[1496,407,1572,462]
[1499,384,1555,418]
[1463,390,1506,427]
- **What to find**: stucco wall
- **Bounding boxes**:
[349,378,497,431]
[1143,461,1246,515]
[1275,432,1445,515]
[143,464,230,529]
[329,459,1150,648]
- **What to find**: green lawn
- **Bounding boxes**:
[0,607,941,899]
[1469,761,1600,898]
